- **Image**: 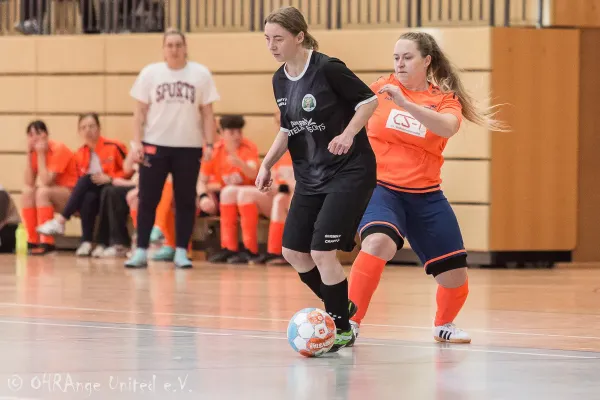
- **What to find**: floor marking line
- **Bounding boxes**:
[0,318,597,360]
[1,302,599,342]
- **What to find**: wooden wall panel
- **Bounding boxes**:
[490,27,578,251]
[39,115,89,150]
[441,160,489,203]
[36,76,105,113]
[0,77,35,112]
[0,155,27,192]
[455,205,489,251]
[552,0,600,27]
[0,115,32,151]
[104,35,162,73]
[103,116,134,146]
[0,37,35,73]
[105,76,136,114]
[242,116,279,155]
[573,29,600,262]
[36,36,105,73]
[102,28,491,74]
[443,121,490,159]
[212,74,274,114]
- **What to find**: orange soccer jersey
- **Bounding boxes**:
[367,74,463,192]
[272,150,294,186]
[200,138,259,187]
[30,140,79,188]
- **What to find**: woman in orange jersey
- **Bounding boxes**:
[348,32,506,344]
[198,115,261,263]
[225,150,294,264]
[36,113,131,257]
[21,120,78,255]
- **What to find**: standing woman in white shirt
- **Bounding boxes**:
[126,28,220,269]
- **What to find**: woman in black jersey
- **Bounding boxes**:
[257,6,379,352]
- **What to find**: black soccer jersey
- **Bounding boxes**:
[272,51,378,195]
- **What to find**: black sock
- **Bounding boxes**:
[298,267,322,300]
[321,279,350,331]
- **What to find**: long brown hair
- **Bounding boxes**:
[265,6,319,51]
[400,31,508,131]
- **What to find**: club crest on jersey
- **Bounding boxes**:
[386,109,427,138]
[302,94,316,112]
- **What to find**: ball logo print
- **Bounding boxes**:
[287,308,336,357]
[302,94,316,112]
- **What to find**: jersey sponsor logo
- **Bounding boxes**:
[385,109,427,138]
[155,81,196,104]
[302,94,317,112]
[277,98,287,107]
[288,118,326,136]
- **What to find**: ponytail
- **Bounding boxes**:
[400,32,508,132]
[265,6,319,51]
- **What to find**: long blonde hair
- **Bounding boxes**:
[400,32,508,131]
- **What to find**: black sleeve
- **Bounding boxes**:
[322,59,377,110]
[272,73,292,132]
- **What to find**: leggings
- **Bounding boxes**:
[61,175,105,243]
[96,185,135,247]
[137,143,202,249]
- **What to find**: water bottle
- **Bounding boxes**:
[15,224,27,255]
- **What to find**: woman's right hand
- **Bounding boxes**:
[255,166,273,192]
[130,140,144,163]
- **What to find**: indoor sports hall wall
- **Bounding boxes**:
[0,27,493,254]
[0,25,596,264]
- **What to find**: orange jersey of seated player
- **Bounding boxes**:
[201,138,259,187]
[272,150,294,186]
[29,140,79,188]
[367,74,463,193]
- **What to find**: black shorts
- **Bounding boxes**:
[282,188,374,253]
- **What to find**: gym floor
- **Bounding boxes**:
[0,253,598,399]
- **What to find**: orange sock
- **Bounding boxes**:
[161,208,176,248]
[434,278,469,327]
[155,182,173,234]
[348,251,387,325]
[220,203,238,251]
[37,206,55,245]
[130,208,138,229]
[238,203,259,254]
[267,221,285,255]
[21,207,39,244]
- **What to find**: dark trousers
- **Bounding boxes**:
[137,144,202,249]
[0,224,17,253]
[61,175,106,243]
[96,185,135,247]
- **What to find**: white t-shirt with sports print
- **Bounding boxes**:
[130,61,220,148]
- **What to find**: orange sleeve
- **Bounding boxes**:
[438,93,463,127]
[47,147,73,175]
[201,157,215,178]
[111,142,130,179]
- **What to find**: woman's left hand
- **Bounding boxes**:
[91,173,111,185]
[378,84,407,107]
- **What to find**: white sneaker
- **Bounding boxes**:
[75,242,93,257]
[36,219,65,236]
[101,246,129,258]
[347,320,360,347]
[91,245,106,258]
[433,323,471,344]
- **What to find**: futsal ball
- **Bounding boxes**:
[287,307,336,357]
